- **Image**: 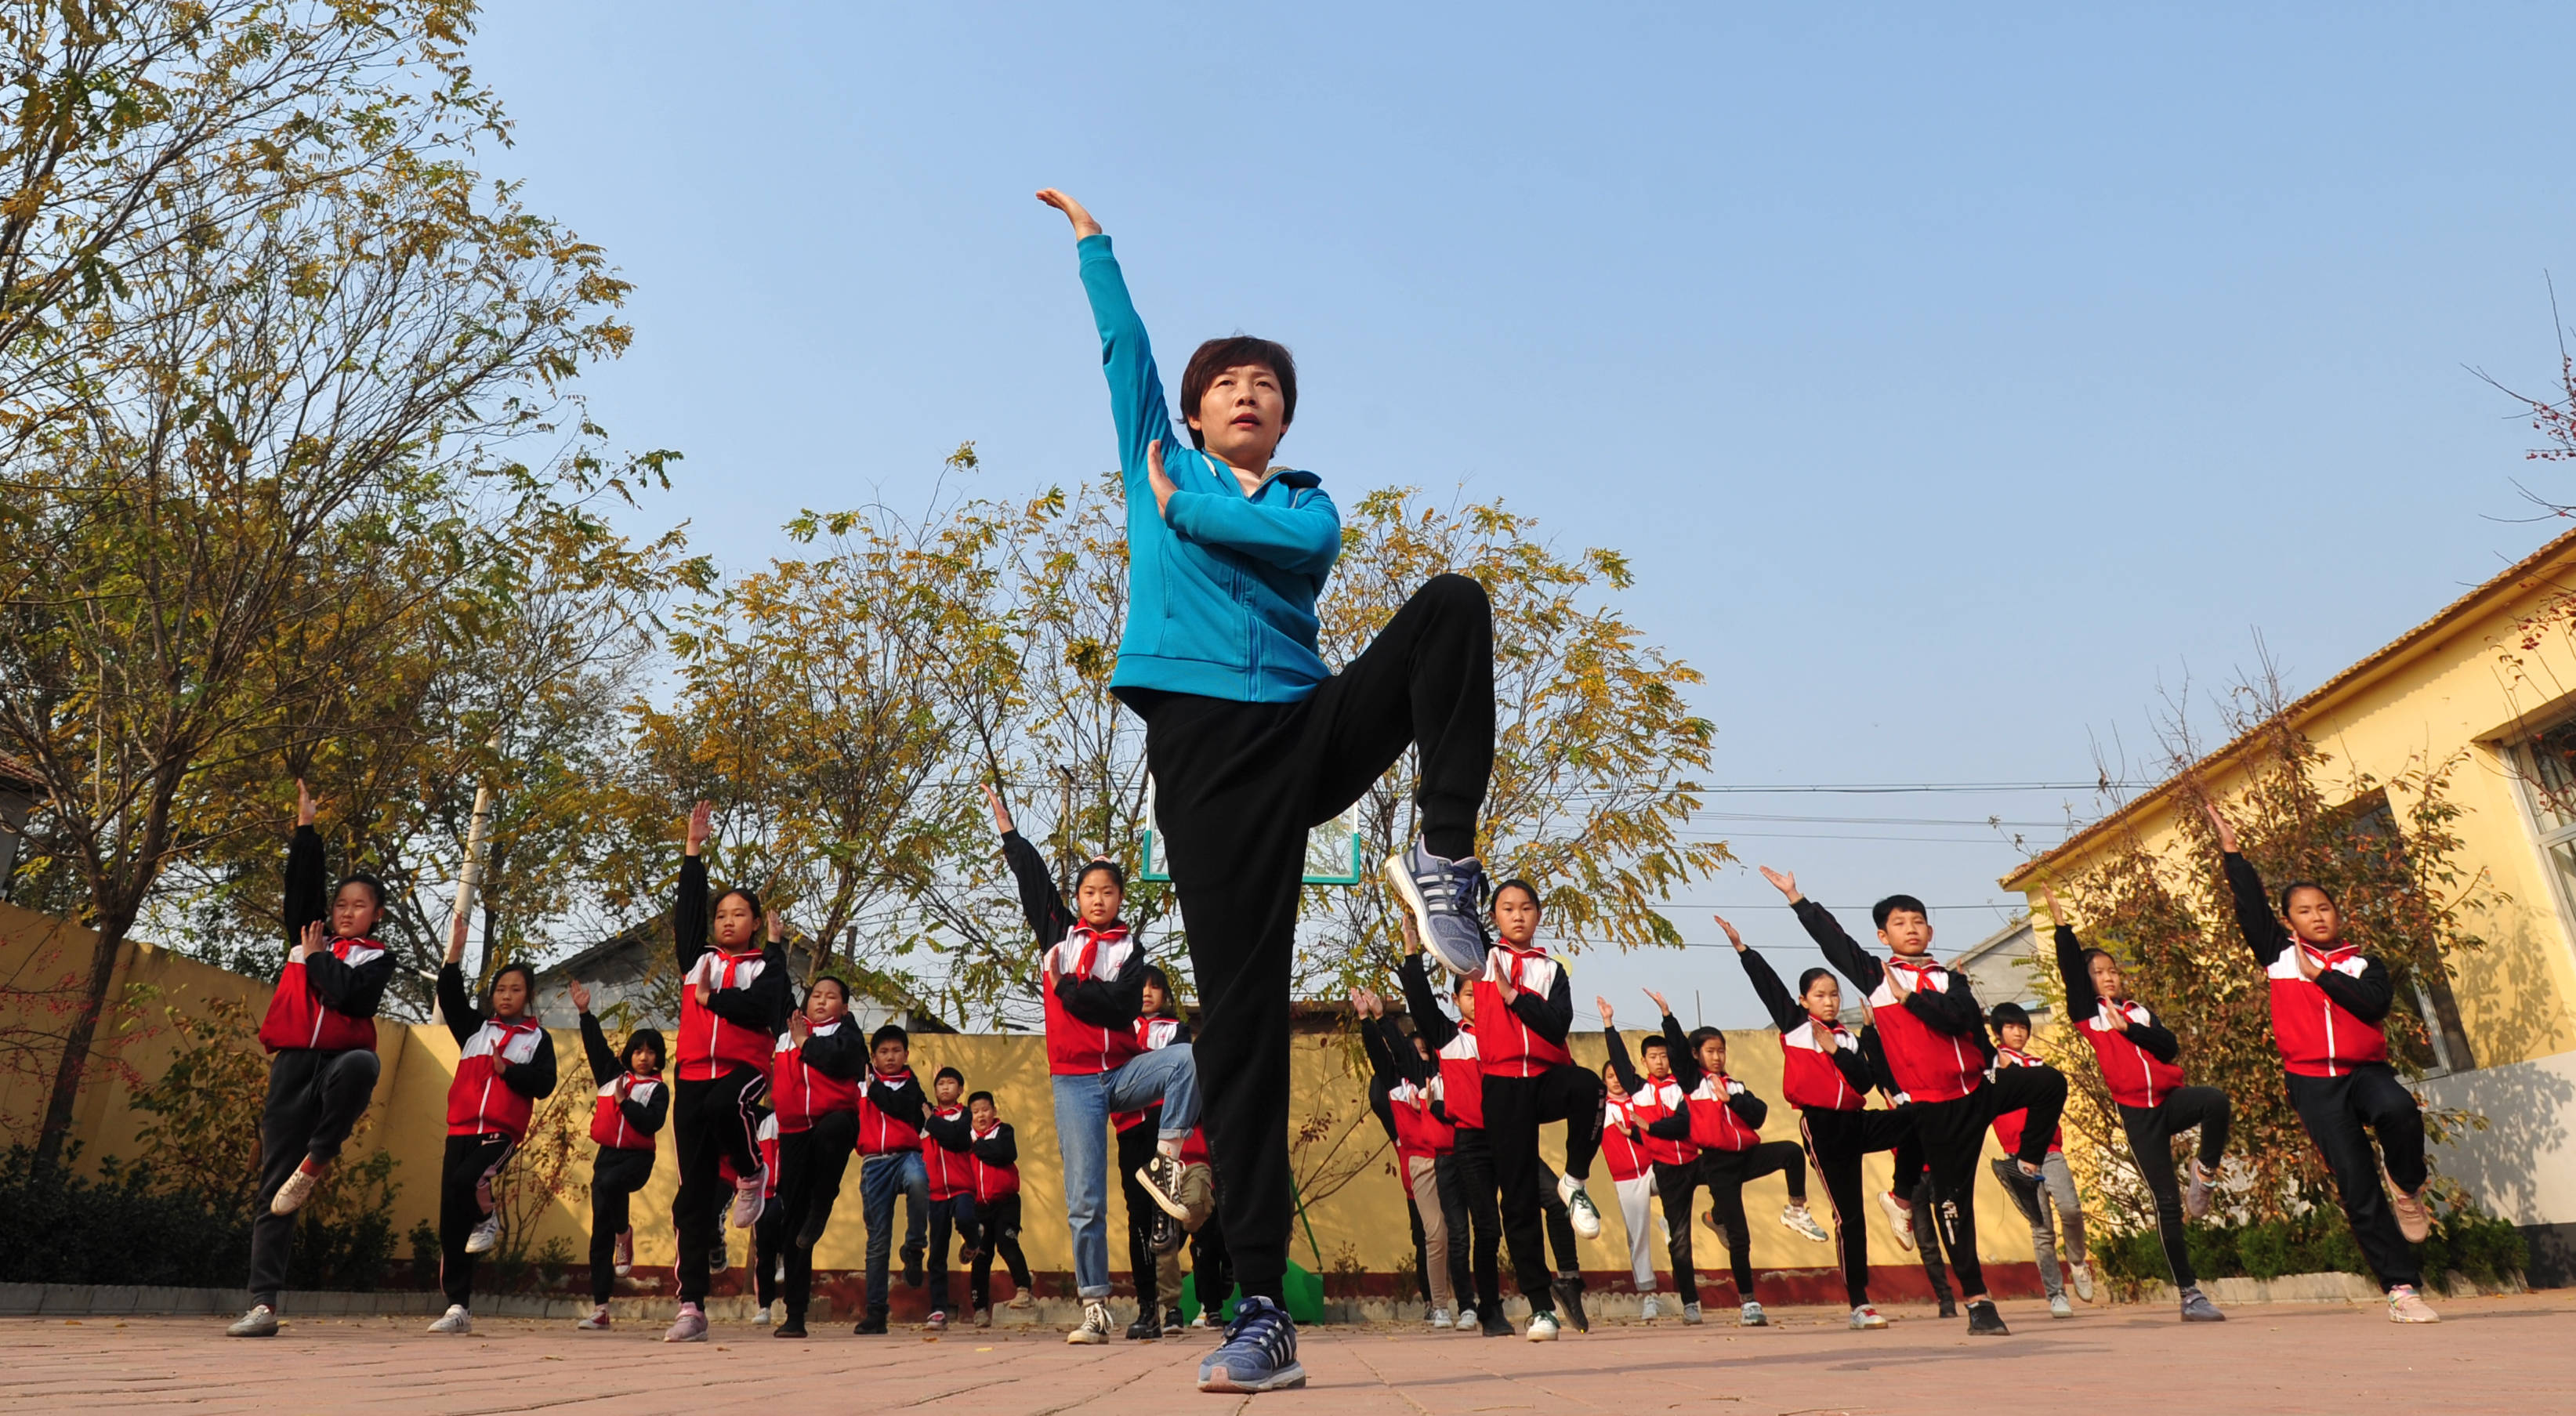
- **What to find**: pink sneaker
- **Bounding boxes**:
[2386,1285,2440,1324]
[664,1302,709,1342]
[731,1168,767,1228]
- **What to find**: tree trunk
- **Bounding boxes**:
[31,904,137,1175]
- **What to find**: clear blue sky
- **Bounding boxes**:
[469,3,2576,1027]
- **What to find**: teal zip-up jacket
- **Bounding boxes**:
[1078,234,1340,704]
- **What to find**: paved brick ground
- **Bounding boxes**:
[3,1291,2569,1414]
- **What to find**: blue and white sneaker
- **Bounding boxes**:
[1198,1295,1305,1392]
[1386,842,1491,978]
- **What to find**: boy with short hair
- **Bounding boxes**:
[1984,1001,2093,1319]
[850,1024,929,1335]
[1590,1019,1665,1318]
[920,1065,980,1331]
[964,1091,1037,1322]
[1040,187,1499,1392]
[1767,866,2066,1336]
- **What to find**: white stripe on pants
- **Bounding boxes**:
[1614,1171,1660,1292]
[1407,1155,1455,1313]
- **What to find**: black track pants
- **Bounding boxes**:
[1799,1106,1915,1309]
[248,1046,380,1308]
[672,1067,767,1305]
[437,1132,516,1310]
[2285,1063,2424,1291]
[1915,1066,2067,1300]
[2119,1085,2231,1291]
[588,1146,655,1305]
[1700,1139,1809,1301]
[1483,1064,1606,1312]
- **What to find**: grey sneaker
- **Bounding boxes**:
[2186,1157,2217,1222]
[226,1304,278,1338]
[2049,1293,2074,1319]
[427,1304,473,1335]
[1067,1299,1113,1345]
[2070,1261,2096,1302]
[1781,1202,1831,1244]
[1385,843,1491,977]
[663,1302,709,1342]
[2179,1287,2224,1323]
[1639,1295,1660,1321]
[732,1168,768,1228]
[1680,1301,1703,1325]
[1739,1300,1767,1327]
[463,1211,501,1255]
[1197,1295,1305,1392]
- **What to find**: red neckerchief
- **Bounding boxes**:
[1066,921,1131,982]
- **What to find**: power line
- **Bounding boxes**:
[1676,831,2054,846]
[1690,810,2073,828]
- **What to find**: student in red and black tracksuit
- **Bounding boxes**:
[1400,929,1510,1335]
[766,976,868,1338]
[1589,1025,1663,1312]
[2204,806,2440,1323]
[1358,990,1456,1325]
[853,1026,931,1334]
[1636,1001,1819,1326]
[667,802,792,1343]
[228,783,400,1340]
[1114,971,1194,1338]
[1770,868,2064,1335]
[1601,1003,1706,1324]
[569,981,667,1331]
[1722,914,1915,1330]
[1469,878,1605,1341]
[748,1110,784,1316]
[965,1090,1035,1317]
[2042,885,2226,1321]
[1982,1005,2090,1316]
[919,1066,980,1329]
[428,917,560,1335]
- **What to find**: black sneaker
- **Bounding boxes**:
[1150,1208,1183,1255]
[902,1244,926,1289]
[853,1313,889,1335]
[2179,1287,2226,1323]
[1164,1306,1185,1332]
[1937,1299,1958,1319]
[1551,1276,1589,1332]
[1126,1312,1163,1340]
[1480,1309,1513,1338]
[774,1317,807,1338]
[1136,1153,1191,1222]
[1966,1299,2010,1335]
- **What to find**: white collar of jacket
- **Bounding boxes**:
[1785,1018,1858,1052]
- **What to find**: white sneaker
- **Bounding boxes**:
[463,1211,502,1255]
[753,1299,774,1326]
[2049,1293,2073,1319]
[1557,1173,1603,1240]
[1455,1305,1476,1332]
[225,1304,278,1338]
[1781,1202,1831,1244]
[1639,1295,1661,1321]
[2386,1284,2440,1324]
[2070,1261,2096,1302]
[1879,1191,1915,1251]
[1680,1302,1703,1325]
[1739,1300,1767,1327]
[1525,1310,1560,1341]
[1067,1299,1113,1344]
[613,1226,633,1277]
[427,1305,473,1335]
[1850,1303,1889,1330]
[1007,1289,1036,1310]
[576,1305,611,1331]
[1429,1307,1453,1329]
[269,1160,324,1216]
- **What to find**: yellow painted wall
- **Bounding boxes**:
[2,900,2042,1279]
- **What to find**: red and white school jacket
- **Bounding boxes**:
[1679,1074,1764,1153]
[678,947,776,1082]
[970,1121,1020,1201]
[1599,1098,1653,1182]
[1113,1016,1187,1132]
[2077,1001,2187,1107]
[1475,946,1573,1077]
[590,1073,663,1151]
[1867,956,1984,1103]
[1987,1046,2064,1156]
[2268,942,2389,1078]
[759,1114,781,1197]
[1390,1077,1458,1164]
[855,1067,924,1155]
[1778,1015,1868,1112]
[1043,923,1146,1077]
[770,1021,861,1133]
[258,935,386,1054]
[1624,1074,1698,1165]
[447,1018,547,1141]
[1433,1026,1486,1130]
[924,1103,974,1201]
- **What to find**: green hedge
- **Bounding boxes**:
[2090,1196,2528,1290]
[0,1145,400,1291]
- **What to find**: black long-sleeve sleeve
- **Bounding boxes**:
[2125,1010,2183,1064]
[579,1011,622,1083]
[1725,1085,1769,1130]
[437,962,480,1046]
[1360,1017,1404,1085]
[1603,1027,1644,1095]
[1400,954,1460,1051]
[302,946,393,1019]
[799,1023,872,1080]
[2054,925,2100,1022]
[1505,962,1574,1048]
[2222,851,2292,967]
[621,1075,669,1135]
[502,1030,558,1100]
[283,824,328,960]
[1360,1018,1401,1140]
[1860,1026,1902,1099]
[705,942,791,1034]
[972,1122,1018,1167]
[675,853,711,973]
[923,1107,975,1152]
[1904,969,1987,1039]
[865,1071,928,1129]
[1737,947,1808,1034]
[1795,898,1887,995]
[2314,955,2397,1023]
[1829,1039,1878,1096]
[1055,948,1150,1031]
[1645,1108,1692,1140]
[1660,1012,1703,1091]
[1002,828,1071,950]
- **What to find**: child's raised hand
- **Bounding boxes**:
[569,979,592,1015]
[1394,910,1422,956]
[1712,914,1745,951]
[1758,866,1801,902]
[2102,1001,2130,1032]
[686,799,712,856]
[1885,965,1913,1001]
[294,918,326,963]
[766,909,781,945]
[2202,798,2239,853]
[1035,188,1103,239]
[791,1010,811,1044]
[444,911,469,965]
[2295,944,2324,981]
[1643,987,1671,1019]
[1146,440,1179,520]
[295,778,318,827]
[985,781,1014,835]
[1595,995,1614,1028]
[2039,883,2067,926]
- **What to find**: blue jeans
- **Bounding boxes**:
[859,1150,929,1317]
[1050,1044,1201,1298]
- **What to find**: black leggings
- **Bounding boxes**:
[1143,574,1495,1305]
[672,1067,767,1305]
[1700,1139,1808,1302]
[969,1193,1034,1309]
[2119,1085,2231,1291]
[1915,1067,2067,1301]
[2285,1063,2424,1291]
[1437,1139,1502,1313]
[248,1047,381,1309]
[1799,1106,1915,1308]
[588,1146,656,1305]
[438,1132,516,1310]
[1483,1064,1606,1312]
[1652,1160,1705,1306]
[1117,1121,1164,1312]
[773,1111,859,1319]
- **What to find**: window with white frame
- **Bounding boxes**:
[2509,714,2576,960]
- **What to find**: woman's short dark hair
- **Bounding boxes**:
[1797,966,1835,994]
[1179,335,1297,450]
[1075,858,1126,893]
[2279,880,2337,915]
